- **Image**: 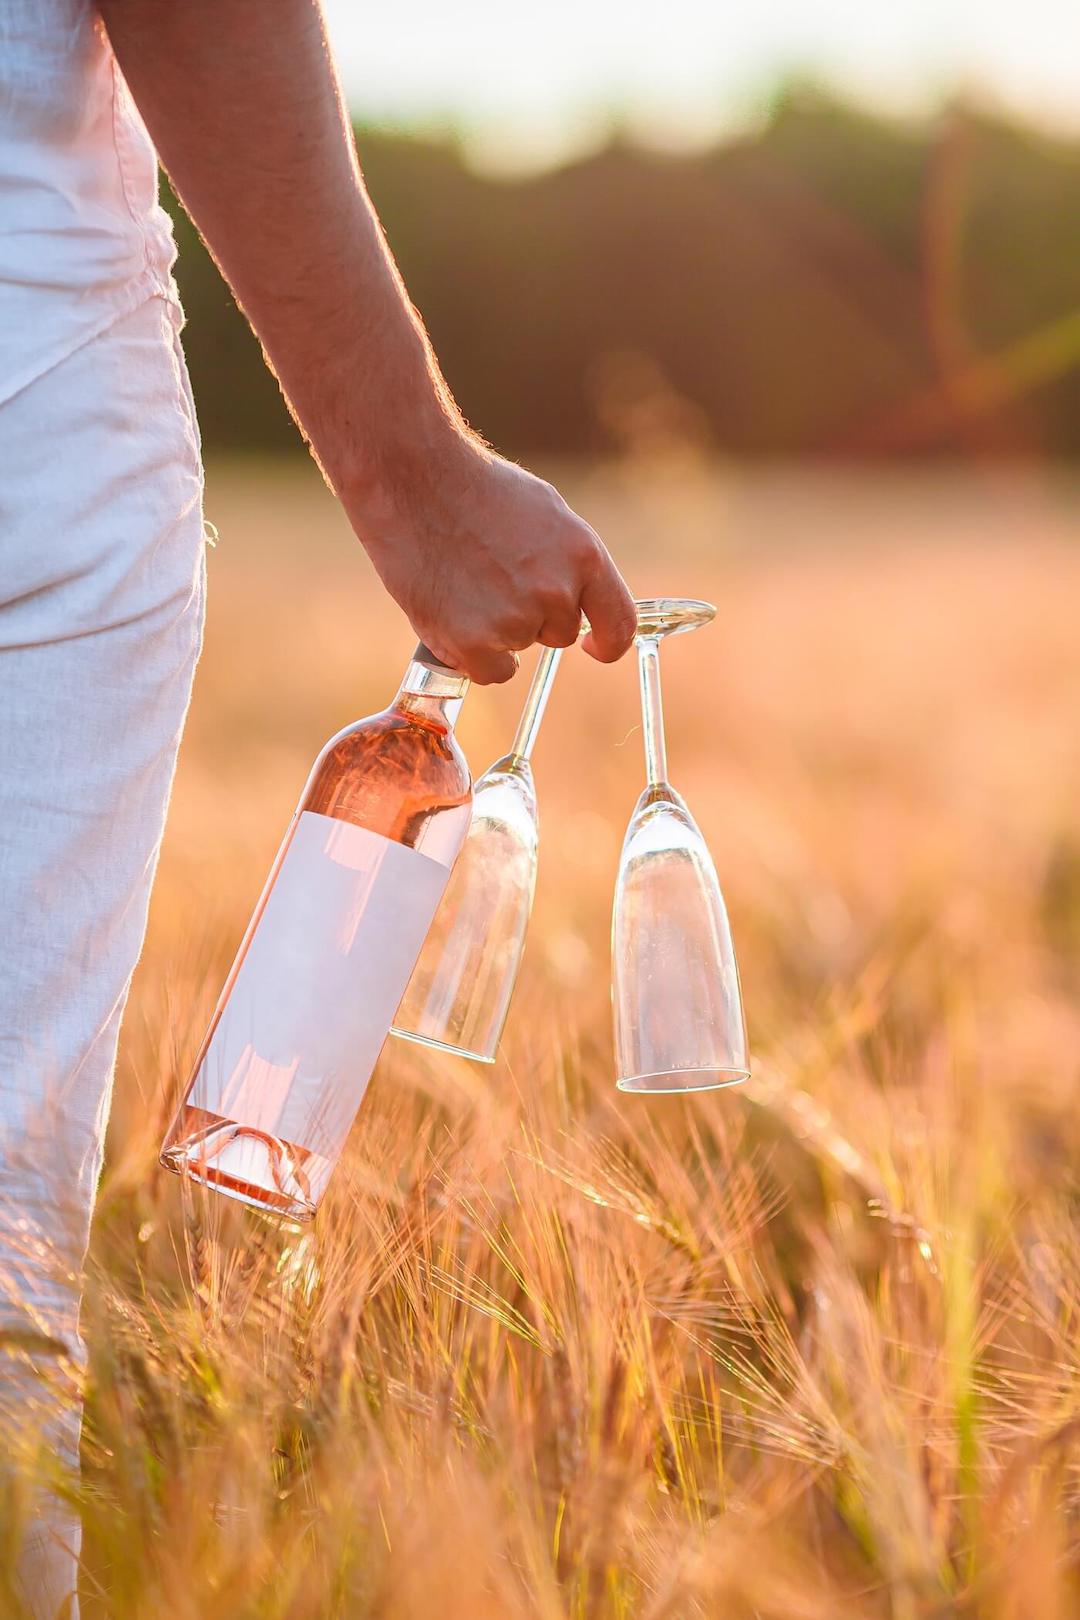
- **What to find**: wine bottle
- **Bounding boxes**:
[160,644,472,1221]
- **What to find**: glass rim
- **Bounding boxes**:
[616,1065,750,1094]
[389,1025,498,1065]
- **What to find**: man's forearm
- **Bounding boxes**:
[98,0,637,684]
[98,0,475,505]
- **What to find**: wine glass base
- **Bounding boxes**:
[616,1066,750,1095]
[634,598,716,640]
[390,1025,498,1065]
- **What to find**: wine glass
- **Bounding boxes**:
[612,598,749,1093]
[391,645,562,1062]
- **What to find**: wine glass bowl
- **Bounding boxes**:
[390,645,562,1063]
[391,754,538,1062]
[612,596,749,1095]
[613,782,748,1092]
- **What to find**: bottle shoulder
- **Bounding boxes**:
[318,708,470,784]
[300,707,471,850]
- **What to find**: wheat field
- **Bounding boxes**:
[12,459,1080,1617]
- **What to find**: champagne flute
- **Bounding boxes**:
[391,644,562,1062]
[612,598,749,1092]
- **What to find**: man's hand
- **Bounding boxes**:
[99,0,637,684]
[343,437,636,684]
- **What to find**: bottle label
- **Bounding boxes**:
[189,811,452,1160]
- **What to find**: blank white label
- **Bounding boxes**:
[190,811,451,1160]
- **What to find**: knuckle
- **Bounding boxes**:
[497,613,536,649]
[541,624,579,649]
[570,531,601,575]
[536,581,578,619]
[574,519,602,557]
[540,478,568,515]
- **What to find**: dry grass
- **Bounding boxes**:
[14,459,1080,1615]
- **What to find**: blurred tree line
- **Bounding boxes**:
[169,85,1080,460]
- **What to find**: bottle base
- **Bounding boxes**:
[160,1106,324,1222]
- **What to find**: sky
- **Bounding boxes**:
[322,0,1080,170]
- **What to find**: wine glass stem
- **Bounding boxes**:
[638,636,669,786]
[509,646,562,765]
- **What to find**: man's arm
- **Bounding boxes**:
[98,0,636,683]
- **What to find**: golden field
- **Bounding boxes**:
[19,459,1080,1616]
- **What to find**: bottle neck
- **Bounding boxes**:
[393,644,470,733]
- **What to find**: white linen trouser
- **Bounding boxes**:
[0,295,205,1617]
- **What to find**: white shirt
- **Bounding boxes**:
[0,0,178,407]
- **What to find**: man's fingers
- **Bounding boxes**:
[579,554,637,663]
[462,647,520,686]
[537,606,583,649]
